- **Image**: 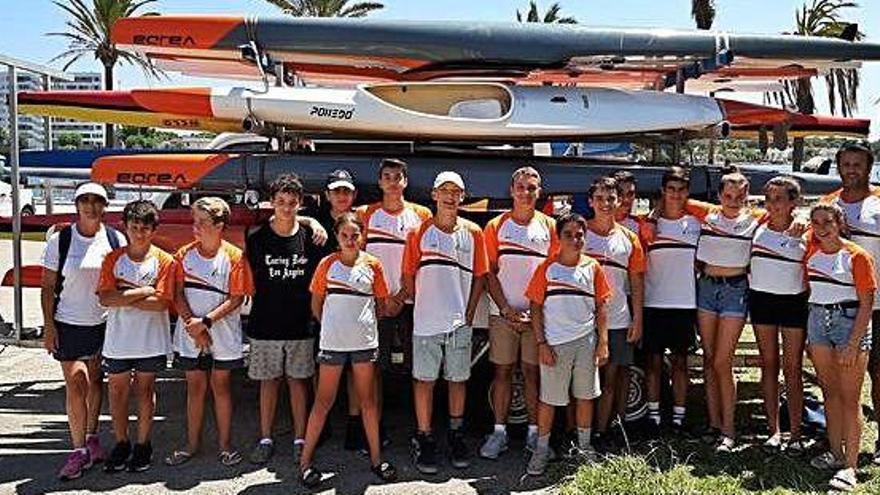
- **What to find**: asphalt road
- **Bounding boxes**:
[0,240,562,494]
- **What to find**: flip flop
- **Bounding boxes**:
[218,450,242,466]
[164,450,193,466]
[371,461,397,482]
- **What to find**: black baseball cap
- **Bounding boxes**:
[326,169,356,190]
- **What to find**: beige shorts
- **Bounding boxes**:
[248,339,315,380]
[488,315,538,366]
[539,334,600,407]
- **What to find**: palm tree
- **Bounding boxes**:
[516,1,577,24]
[766,0,862,168]
[691,0,716,30]
[49,0,161,147]
[264,0,384,17]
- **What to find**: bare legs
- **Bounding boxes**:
[698,311,745,438]
[183,369,234,453]
[60,358,102,449]
[108,372,157,444]
[755,324,806,439]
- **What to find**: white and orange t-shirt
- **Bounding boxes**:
[310,252,389,351]
[805,240,876,305]
[525,254,612,346]
[688,200,766,269]
[583,224,645,329]
[174,240,254,360]
[403,217,489,336]
[750,224,807,295]
[98,246,175,359]
[483,210,558,314]
[619,215,644,238]
[357,201,432,299]
[821,188,880,308]
[642,214,702,309]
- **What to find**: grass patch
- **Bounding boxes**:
[0,232,45,242]
[556,329,880,494]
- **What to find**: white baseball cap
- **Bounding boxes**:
[433,171,465,191]
[74,182,108,203]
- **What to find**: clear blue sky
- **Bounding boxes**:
[2,0,879,138]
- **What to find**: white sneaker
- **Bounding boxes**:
[526,448,550,476]
[829,467,857,492]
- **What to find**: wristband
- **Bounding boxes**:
[202,316,213,329]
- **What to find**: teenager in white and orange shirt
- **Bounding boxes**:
[684,172,768,451]
[97,200,175,473]
[166,197,254,468]
[525,213,611,476]
[748,177,809,453]
[613,170,644,237]
[818,142,880,464]
[804,203,876,492]
[480,166,558,460]
[640,167,700,435]
[402,171,488,474]
[300,212,397,488]
[356,158,432,448]
[583,176,645,448]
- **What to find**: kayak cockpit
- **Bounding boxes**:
[363,83,512,120]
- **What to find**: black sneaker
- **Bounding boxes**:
[103,441,131,473]
[410,432,439,474]
[344,415,365,451]
[126,443,152,472]
[447,429,470,469]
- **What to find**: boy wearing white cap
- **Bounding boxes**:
[402,171,488,474]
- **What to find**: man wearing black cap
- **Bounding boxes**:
[314,169,358,255]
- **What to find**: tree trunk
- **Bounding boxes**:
[792,137,805,171]
[103,64,114,148]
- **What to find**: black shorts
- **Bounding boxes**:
[870,311,880,371]
[608,328,635,365]
[52,320,105,362]
[641,308,696,355]
[377,303,413,373]
[317,348,379,366]
[172,353,243,371]
[103,355,167,374]
[748,290,808,329]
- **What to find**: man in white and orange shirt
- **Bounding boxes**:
[480,166,558,460]
[355,158,432,449]
[819,142,880,464]
[98,200,175,473]
[613,170,643,236]
[402,171,488,474]
[583,176,645,448]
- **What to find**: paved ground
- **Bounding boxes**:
[0,240,563,495]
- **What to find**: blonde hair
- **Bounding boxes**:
[192,197,231,227]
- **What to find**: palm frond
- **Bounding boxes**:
[516,1,576,23]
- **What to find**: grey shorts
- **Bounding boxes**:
[607,328,634,366]
[103,355,167,375]
[807,304,871,351]
[412,325,472,382]
[317,348,379,366]
[540,334,601,407]
[248,339,315,380]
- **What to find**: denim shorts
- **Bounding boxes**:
[696,275,748,319]
[412,325,472,383]
[807,304,871,351]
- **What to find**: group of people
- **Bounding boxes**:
[38,143,880,492]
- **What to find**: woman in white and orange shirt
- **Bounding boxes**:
[805,204,875,492]
[748,177,808,452]
[301,212,396,488]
